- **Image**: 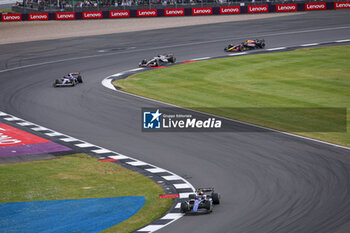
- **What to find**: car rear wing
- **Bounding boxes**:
[196,188,214,193]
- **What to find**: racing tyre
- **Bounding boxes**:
[212,192,220,204]
[77,75,83,83]
[180,202,190,213]
[239,46,244,52]
[189,194,196,200]
[53,79,60,87]
[205,201,213,212]
[168,56,176,63]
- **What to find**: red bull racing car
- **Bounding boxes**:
[53,72,83,87]
[139,53,176,67]
[180,188,220,214]
[224,39,265,52]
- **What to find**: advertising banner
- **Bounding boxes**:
[248,5,269,13]
[109,10,130,18]
[334,1,350,9]
[164,8,185,16]
[56,12,76,20]
[137,9,157,17]
[28,13,48,21]
[276,4,297,12]
[305,2,327,11]
[82,11,103,19]
[1,13,22,21]
[192,7,213,15]
[220,6,241,14]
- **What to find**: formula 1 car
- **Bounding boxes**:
[53,72,83,87]
[224,39,265,52]
[180,188,220,214]
[139,53,176,67]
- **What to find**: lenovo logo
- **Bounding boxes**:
[334,2,350,9]
[248,5,268,13]
[29,13,48,20]
[192,8,212,15]
[2,14,22,21]
[56,12,75,20]
[83,11,102,19]
[110,10,130,18]
[220,6,240,14]
[137,10,157,17]
[305,3,326,10]
[164,8,184,16]
[276,4,297,12]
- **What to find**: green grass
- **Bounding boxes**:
[0,9,13,13]
[0,154,173,233]
[115,46,350,146]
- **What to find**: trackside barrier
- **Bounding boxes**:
[1,1,349,22]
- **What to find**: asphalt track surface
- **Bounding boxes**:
[1,10,350,233]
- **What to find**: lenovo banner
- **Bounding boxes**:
[192,7,213,15]
[220,6,240,14]
[110,10,130,18]
[55,12,76,20]
[83,11,102,19]
[1,13,22,21]
[276,4,297,12]
[248,5,269,13]
[28,13,48,21]
[305,2,326,11]
[137,9,157,17]
[164,8,185,16]
[334,1,350,9]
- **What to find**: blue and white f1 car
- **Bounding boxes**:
[53,72,83,87]
[180,188,220,214]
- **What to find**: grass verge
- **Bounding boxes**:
[0,9,13,13]
[0,154,173,233]
[115,46,350,146]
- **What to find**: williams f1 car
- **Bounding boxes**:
[53,72,83,87]
[139,53,176,67]
[224,39,265,52]
[180,188,220,214]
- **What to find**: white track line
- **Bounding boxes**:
[228,52,247,56]
[192,57,211,61]
[300,43,320,47]
[267,47,287,51]
[335,39,350,43]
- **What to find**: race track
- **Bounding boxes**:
[1,10,350,233]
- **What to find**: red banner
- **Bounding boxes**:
[192,7,213,15]
[110,10,130,18]
[83,11,102,19]
[220,6,240,14]
[164,8,185,16]
[276,4,297,12]
[334,1,350,9]
[248,5,269,13]
[28,13,48,21]
[1,13,22,21]
[55,12,76,20]
[305,2,326,11]
[137,9,157,17]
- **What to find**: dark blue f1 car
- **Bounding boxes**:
[180,188,220,214]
